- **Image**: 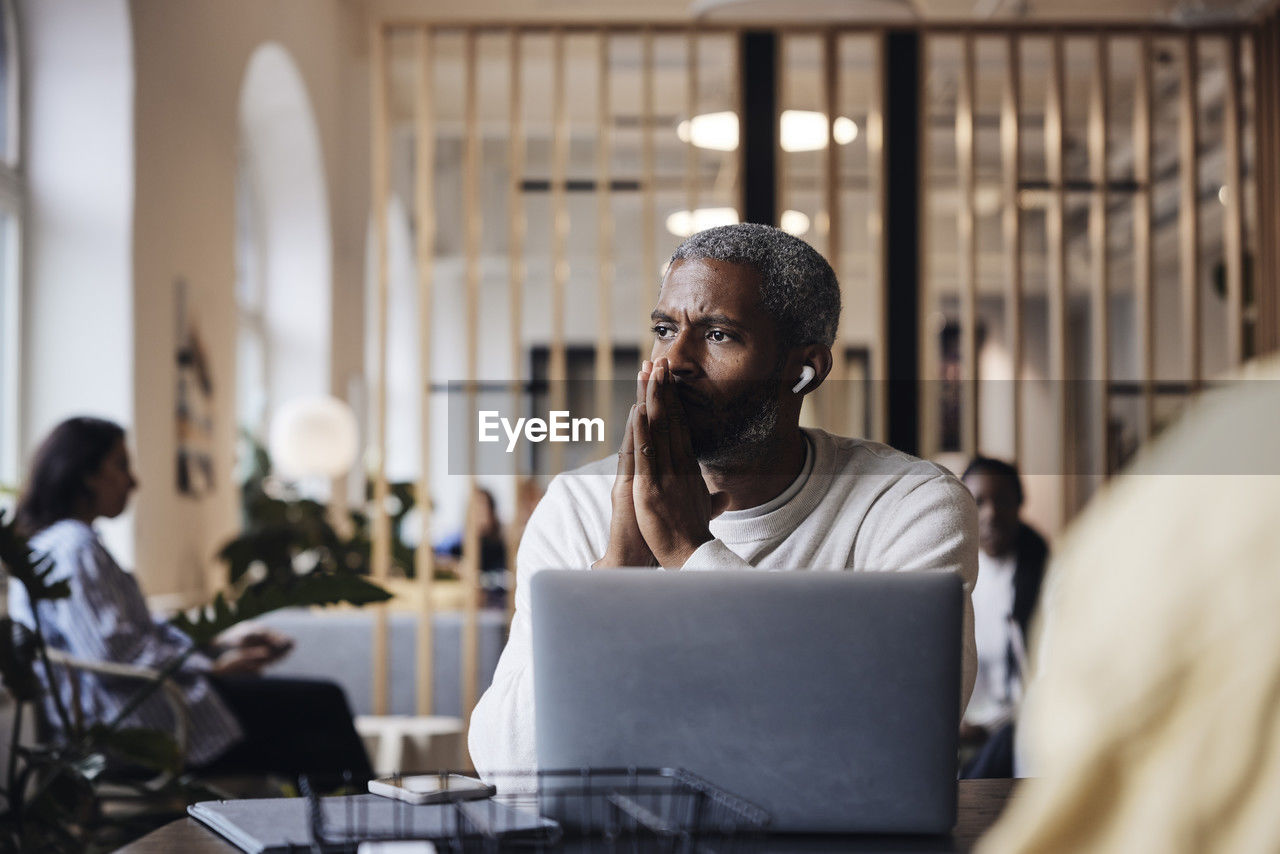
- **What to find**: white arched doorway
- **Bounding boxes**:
[236,43,331,442]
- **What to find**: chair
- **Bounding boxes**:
[41,648,189,790]
[35,651,281,801]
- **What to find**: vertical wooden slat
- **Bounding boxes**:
[505,30,524,627]
[460,27,482,726]
[1045,33,1069,521]
[413,26,437,716]
[1257,24,1272,355]
[1254,18,1278,356]
[918,34,938,461]
[1223,34,1245,367]
[641,29,657,353]
[1001,33,1023,465]
[1249,26,1264,355]
[1270,15,1280,354]
[686,29,699,222]
[1179,34,1202,389]
[956,34,978,459]
[369,22,392,718]
[730,32,743,221]
[596,31,615,445]
[1134,34,1155,440]
[777,35,787,224]
[822,32,846,435]
[870,30,888,444]
[1264,16,1274,355]
[1088,35,1110,478]
[1269,15,1280,354]
[824,33,840,269]
[550,30,569,475]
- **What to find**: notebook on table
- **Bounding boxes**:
[188,794,557,853]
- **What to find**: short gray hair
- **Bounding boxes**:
[668,223,841,349]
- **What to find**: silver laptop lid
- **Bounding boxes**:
[532,569,962,833]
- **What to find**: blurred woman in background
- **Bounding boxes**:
[9,416,371,786]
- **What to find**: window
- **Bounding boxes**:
[235,154,268,444]
[0,0,23,495]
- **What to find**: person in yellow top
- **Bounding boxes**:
[979,354,1280,853]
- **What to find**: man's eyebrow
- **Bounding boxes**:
[649,310,747,330]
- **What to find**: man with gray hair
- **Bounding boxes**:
[470,223,977,773]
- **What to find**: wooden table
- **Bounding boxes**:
[115,778,1018,853]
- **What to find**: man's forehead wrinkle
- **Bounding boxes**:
[657,278,766,320]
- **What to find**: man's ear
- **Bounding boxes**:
[789,344,834,394]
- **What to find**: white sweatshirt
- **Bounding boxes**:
[468,428,978,774]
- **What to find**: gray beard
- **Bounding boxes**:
[690,367,784,469]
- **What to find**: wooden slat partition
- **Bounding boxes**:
[413,27,437,715]
[956,35,978,459]
[1134,34,1155,440]
[1000,34,1023,464]
[1045,33,1068,519]
[363,19,1265,731]
[460,28,482,725]
[369,23,392,717]
[1178,34,1202,389]
[1088,35,1110,477]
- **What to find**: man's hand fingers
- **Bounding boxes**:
[645,360,664,427]
[663,359,681,422]
[652,362,678,472]
[657,361,697,474]
[637,361,651,407]
[615,404,637,483]
[633,403,654,483]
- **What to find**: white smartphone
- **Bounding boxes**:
[368,773,496,805]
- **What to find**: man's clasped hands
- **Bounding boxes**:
[594,358,730,571]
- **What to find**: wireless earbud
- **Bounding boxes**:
[791,365,817,394]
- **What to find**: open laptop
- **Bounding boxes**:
[531,569,962,834]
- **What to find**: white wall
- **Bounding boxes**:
[20,0,136,562]
[127,0,366,600]
[239,43,332,420]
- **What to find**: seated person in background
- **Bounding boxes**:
[8,417,373,786]
[959,456,1048,779]
[469,223,979,773]
[435,488,508,608]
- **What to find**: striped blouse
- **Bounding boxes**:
[6,519,242,765]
